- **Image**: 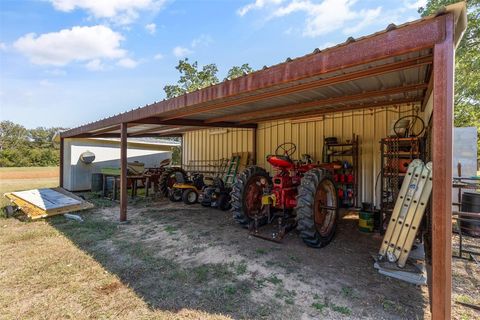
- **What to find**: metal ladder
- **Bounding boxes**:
[223,155,241,187]
[379,159,433,267]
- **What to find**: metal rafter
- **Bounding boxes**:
[210,83,427,124]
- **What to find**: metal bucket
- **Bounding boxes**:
[460,192,480,238]
[359,211,374,233]
[91,173,103,192]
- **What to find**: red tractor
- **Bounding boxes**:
[231,142,339,247]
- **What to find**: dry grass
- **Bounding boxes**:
[0,166,58,179]
[0,167,478,319]
[0,167,59,208]
[0,216,230,320]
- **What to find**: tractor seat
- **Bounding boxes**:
[266,155,294,169]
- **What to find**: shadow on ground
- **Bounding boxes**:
[48,195,429,319]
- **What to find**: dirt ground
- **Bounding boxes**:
[1,192,478,319]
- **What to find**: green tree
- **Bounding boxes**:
[419,0,480,132]
[29,127,63,149]
[224,63,254,81]
[0,121,29,149]
[163,59,255,98]
[163,59,219,99]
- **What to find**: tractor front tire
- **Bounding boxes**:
[169,189,182,202]
[230,166,271,228]
[296,168,338,248]
[182,189,198,205]
[159,167,187,197]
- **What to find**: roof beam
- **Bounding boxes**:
[131,118,257,128]
[163,56,432,121]
[60,16,445,138]
[241,97,421,124]
[211,83,427,123]
[128,125,178,136]
[157,127,207,136]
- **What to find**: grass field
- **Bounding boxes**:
[0,167,478,319]
[0,167,59,208]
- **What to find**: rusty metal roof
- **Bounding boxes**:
[60,3,467,139]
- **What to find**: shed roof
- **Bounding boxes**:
[60,3,467,139]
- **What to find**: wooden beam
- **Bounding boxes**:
[164,57,432,121]
[238,98,421,124]
[431,13,454,320]
[208,83,427,124]
[60,17,445,138]
[120,123,128,222]
[59,138,64,188]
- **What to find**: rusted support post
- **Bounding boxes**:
[431,13,454,320]
[59,138,64,188]
[120,123,128,222]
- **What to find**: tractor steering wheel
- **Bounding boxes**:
[275,142,297,157]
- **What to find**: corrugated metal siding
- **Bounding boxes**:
[257,105,421,206]
[183,106,422,206]
[182,128,254,166]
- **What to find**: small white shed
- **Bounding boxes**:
[60,137,179,191]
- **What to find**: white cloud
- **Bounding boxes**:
[145,23,156,34]
[154,53,164,60]
[39,79,53,87]
[342,6,382,35]
[13,25,126,66]
[117,57,139,68]
[239,0,382,37]
[0,42,7,51]
[45,69,67,76]
[85,59,105,71]
[49,0,166,25]
[403,0,427,10]
[237,0,284,16]
[172,46,192,58]
[191,34,213,48]
[319,41,335,50]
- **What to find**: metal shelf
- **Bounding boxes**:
[379,136,425,234]
[324,135,359,208]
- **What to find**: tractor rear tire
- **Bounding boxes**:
[230,166,271,228]
[159,167,187,197]
[296,168,338,248]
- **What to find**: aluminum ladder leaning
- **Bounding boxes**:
[379,159,433,268]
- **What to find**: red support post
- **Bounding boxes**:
[59,138,64,188]
[431,13,454,320]
[120,123,128,221]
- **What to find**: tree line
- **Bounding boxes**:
[0,121,64,167]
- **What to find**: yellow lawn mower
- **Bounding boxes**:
[169,173,206,205]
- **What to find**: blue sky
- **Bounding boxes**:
[0,0,426,129]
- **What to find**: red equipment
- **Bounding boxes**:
[231,142,339,246]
